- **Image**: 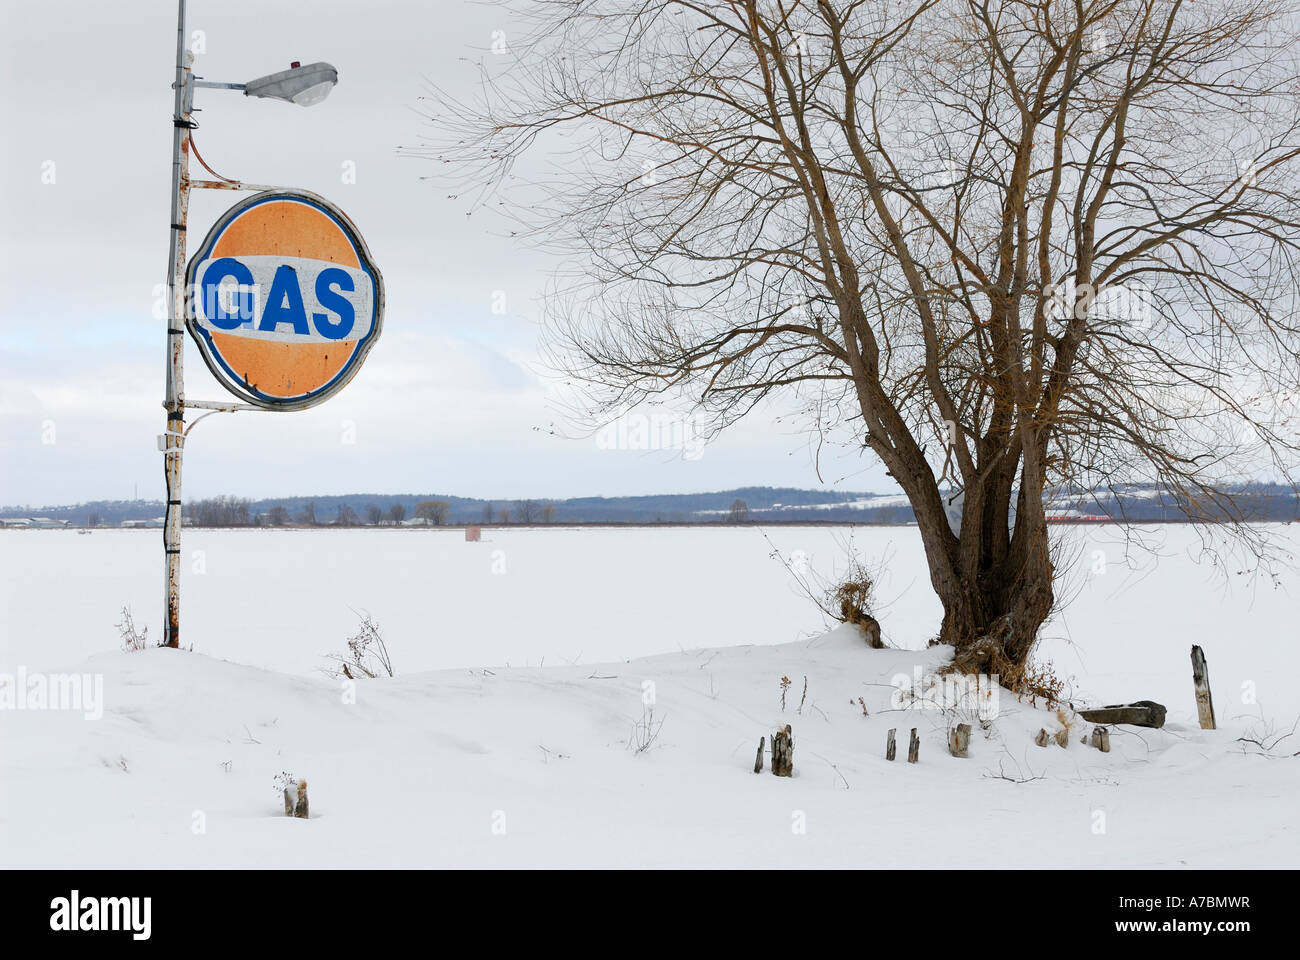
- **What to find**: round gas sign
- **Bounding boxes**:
[185,190,384,409]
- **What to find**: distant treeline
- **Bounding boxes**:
[186,496,466,528]
[3,483,1297,528]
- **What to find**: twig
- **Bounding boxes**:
[1236,713,1300,757]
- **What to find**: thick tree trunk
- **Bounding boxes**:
[936,525,1055,677]
[904,468,1055,679]
[849,308,1056,680]
[939,575,1054,676]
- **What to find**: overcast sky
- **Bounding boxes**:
[0,0,893,507]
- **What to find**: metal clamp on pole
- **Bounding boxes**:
[158,430,186,454]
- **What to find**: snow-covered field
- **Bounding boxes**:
[1,524,1297,867]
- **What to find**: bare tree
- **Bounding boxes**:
[191,496,252,527]
[296,501,317,527]
[416,499,451,524]
[389,503,407,524]
[268,505,290,527]
[515,499,540,523]
[541,503,558,523]
[728,499,750,523]
[367,504,384,526]
[425,0,1300,675]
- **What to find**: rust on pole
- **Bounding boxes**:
[163,0,191,649]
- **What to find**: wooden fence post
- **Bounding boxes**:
[886,728,897,761]
[753,736,765,773]
[907,727,919,763]
[284,779,308,819]
[1191,644,1216,730]
[1091,727,1110,752]
[948,723,971,758]
[771,725,793,777]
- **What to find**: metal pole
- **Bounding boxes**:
[163,0,191,648]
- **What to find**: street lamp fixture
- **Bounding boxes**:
[193,61,339,107]
[243,61,339,106]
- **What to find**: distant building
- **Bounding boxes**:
[0,517,74,529]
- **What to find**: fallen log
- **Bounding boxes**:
[1078,700,1166,729]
